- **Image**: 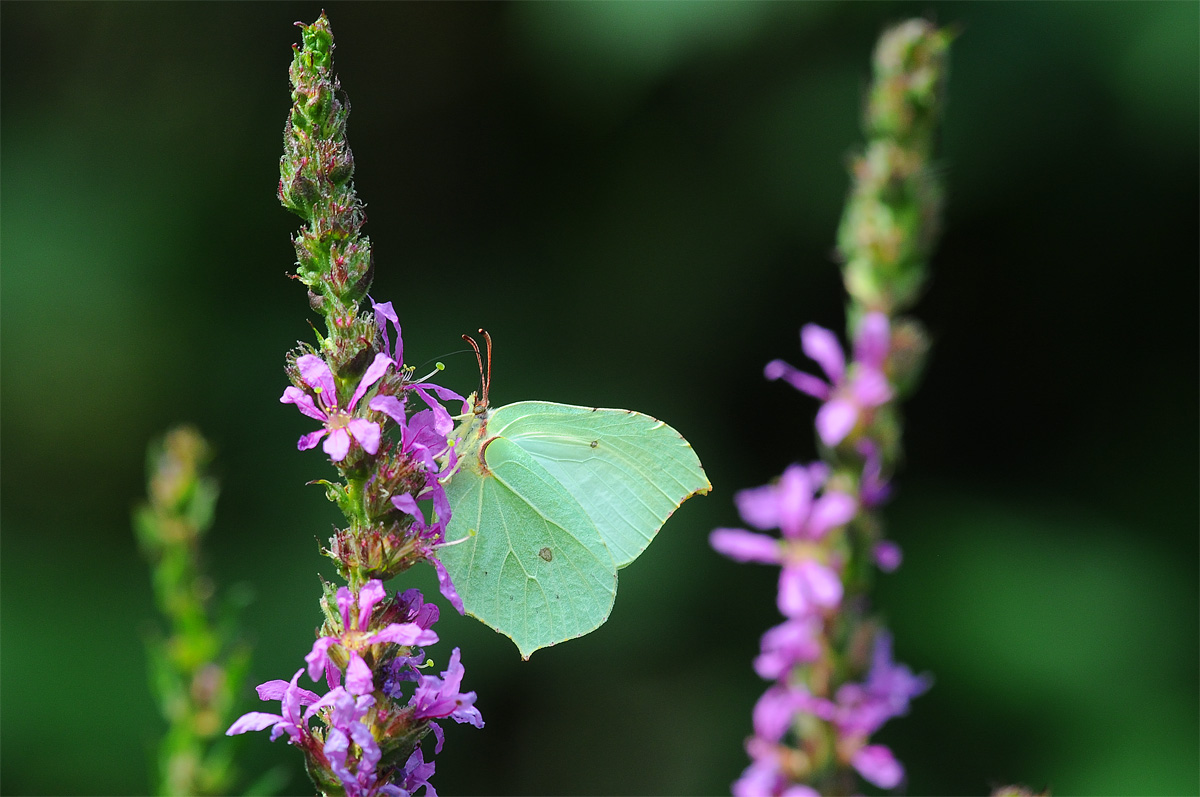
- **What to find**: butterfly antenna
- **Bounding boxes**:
[462,332,489,412]
[480,329,493,406]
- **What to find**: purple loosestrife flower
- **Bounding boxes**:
[711,463,857,618]
[226,669,322,745]
[307,580,440,690]
[383,590,440,692]
[765,313,893,447]
[368,297,470,614]
[371,298,469,434]
[282,353,392,461]
[398,747,436,797]
[824,632,931,789]
[754,616,822,680]
[733,684,826,797]
[408,647,483,753]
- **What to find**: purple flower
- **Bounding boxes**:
[856,438,892,508]
[710,463,857,618]
[282,353,392,461]
[306,580,440,689]
[318,684,393,797]
[398,747,437,797]
[851,744,904,790]
[370,297,468,428]
[226,669,321,744]
[831,631,930,739]
[754,617,822,680]
[734,737,821,797]
[873,540,903,572]
[410,647,483,753]
[765,313,893,447]
[383,590,440,694]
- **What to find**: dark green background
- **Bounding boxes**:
[2,2,1196,795]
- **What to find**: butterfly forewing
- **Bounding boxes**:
[488,401,711,569]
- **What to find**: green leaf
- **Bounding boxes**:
[438,401,709,658]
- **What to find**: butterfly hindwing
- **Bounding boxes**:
[440,432,617,659]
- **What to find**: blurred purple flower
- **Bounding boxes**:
[710,463,857,618]
[765,314,893,446]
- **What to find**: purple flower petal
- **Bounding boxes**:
[815,398,858,447]
[357,580,387,627]
[392,493,425,525]
[411,382,470,415]
[297,355,337,406]
[432,556,465,614]
[754,618,821,680]
[764,360,831,400]
[255,680,292,701]
[874,540,903,572]
[255,671,320,705]
[733,483,782,530]
[778,560,843,618]
[852,744,904,789]
[324,428,352,461]
[297,429,328,451]
[853,312,890,368]
[781,786,821,797]
[799,559,843,609]
[752,684,804,742]
[226,711,284,736]
[710,528,782,564]
[429,720,445,754]
[775,464,814,540]
[336,587,355,628]
[777,564,811,617]
[851,367,893,408]
[800,324,845,383]
[347,418,381,455]
[367,622,439,647]
[807,491,857,538]
[306,637,337,682]
[369,395,407,426]
[345,652,374,696]
[410,388,455,436]
[281,386,328,422]
[400,747,437,797]
[349,353,392,409]
[372,298,402,364]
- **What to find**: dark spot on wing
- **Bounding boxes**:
[589,440,598,448]
[538,547,553,562]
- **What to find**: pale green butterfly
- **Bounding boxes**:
[436,332,710,659]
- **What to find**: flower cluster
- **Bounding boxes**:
[233,15,482,795]
[228,581,482,796]
[712,20,947,794]
[713,320,928,794]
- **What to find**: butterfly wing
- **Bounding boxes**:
[440,431,617,659]
[488,401,711,569]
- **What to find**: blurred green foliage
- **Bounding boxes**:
[1,3,1195,795]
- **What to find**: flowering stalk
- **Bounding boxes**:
[227,15,481,796]
[135,426,251,796]
[711,20,951,795]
